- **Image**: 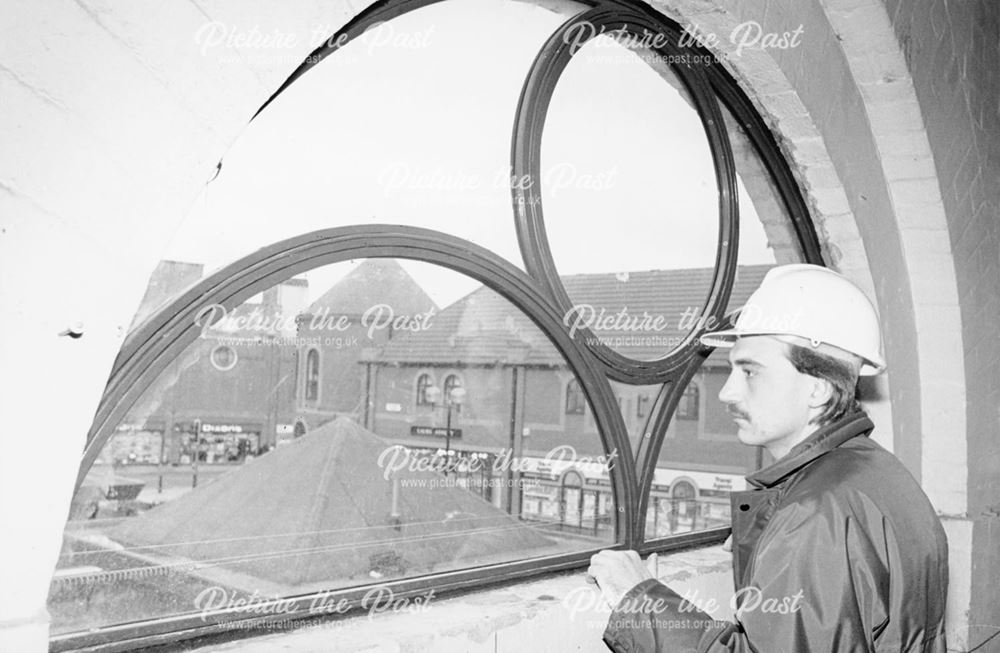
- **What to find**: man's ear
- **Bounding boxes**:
[808,376,834,409]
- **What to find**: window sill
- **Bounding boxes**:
[179,544,734,653]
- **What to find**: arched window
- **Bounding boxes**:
[57,0,821,645]
[415,372,433,406]
[671,479,697,500]
[305,348,320,402]
[442,374,462,410]
[670,479,699,532]
[565,378,585,415]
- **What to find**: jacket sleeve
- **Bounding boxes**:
[603,500,889,652]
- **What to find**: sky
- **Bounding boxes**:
[163,0,777,308]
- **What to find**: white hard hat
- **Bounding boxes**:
[700,264,886,375]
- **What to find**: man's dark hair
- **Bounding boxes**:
[784,344,862,426]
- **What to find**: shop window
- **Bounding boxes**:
[305,348,320,401]
[565,378,585,415]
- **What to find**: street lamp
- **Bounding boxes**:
[426,379,466,477]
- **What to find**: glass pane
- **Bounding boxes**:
[541,36,719,360]
[136,0,583,328]
[607,379,665,454]
[720,101,804,267]
[50,258,615,633]
[644,105,807,540]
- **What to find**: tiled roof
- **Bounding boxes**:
[111,418,553,592]
[362,287,562,366]
[368,265,773,366]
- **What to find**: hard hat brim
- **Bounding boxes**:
[698,329,886,376]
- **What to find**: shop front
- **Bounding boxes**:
[172,421,263,464]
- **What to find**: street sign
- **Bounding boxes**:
[410,426,462,439]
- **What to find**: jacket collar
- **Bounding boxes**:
[745,411,874,489]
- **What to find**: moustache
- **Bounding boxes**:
[726,405,750,421]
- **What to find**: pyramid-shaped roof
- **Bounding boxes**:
[305,259,437,318]
[111,418,553,593]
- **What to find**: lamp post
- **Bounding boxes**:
[191,418,201,489]
[426,379,466,477]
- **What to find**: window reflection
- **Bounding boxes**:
[50,258,616,633]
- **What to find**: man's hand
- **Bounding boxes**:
[587,550,657,609]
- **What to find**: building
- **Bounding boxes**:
[358,265,772,539]
[106,265,309,466]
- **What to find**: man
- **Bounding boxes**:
[589,264,949,652]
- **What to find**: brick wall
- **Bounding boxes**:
[881,1,1000,648]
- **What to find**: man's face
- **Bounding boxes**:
[718,336,817,459]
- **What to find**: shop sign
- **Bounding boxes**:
[410,426,462,438]
[712,476,733,491]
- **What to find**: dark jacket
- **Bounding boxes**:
[603,412,949,652]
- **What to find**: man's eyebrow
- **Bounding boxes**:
[730,357,764,368]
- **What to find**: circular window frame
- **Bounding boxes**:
[511,5,739,384]
[209,344,238,371]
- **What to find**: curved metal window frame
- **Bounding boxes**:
[512,5,739,384]
[59,0,824,648]
[62,226,640,651]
